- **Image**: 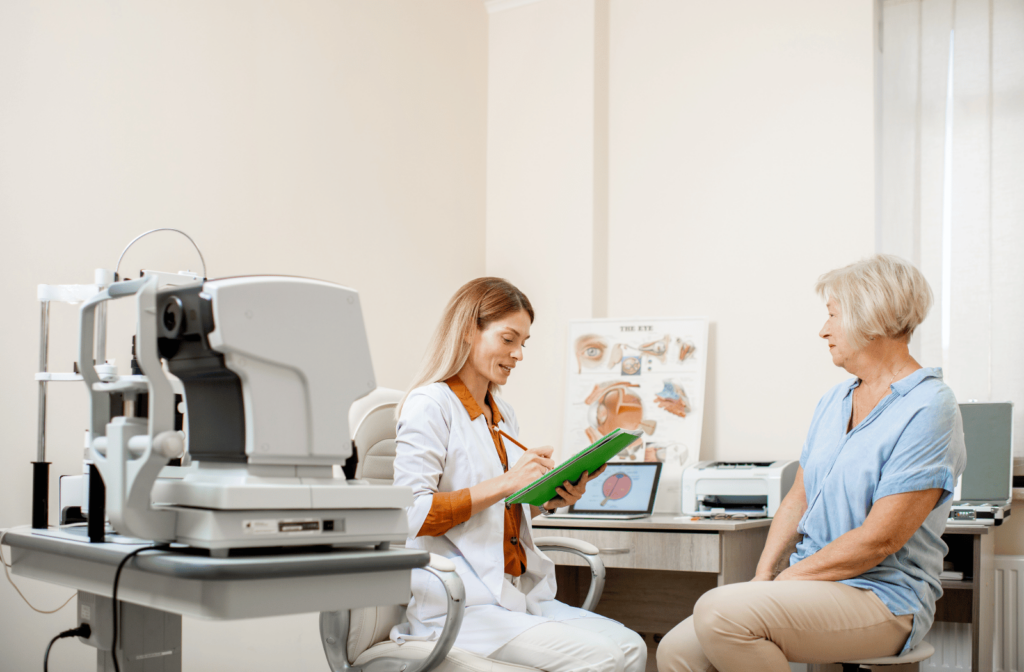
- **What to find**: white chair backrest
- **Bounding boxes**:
[347,387,407,661]
[349,387,403,484]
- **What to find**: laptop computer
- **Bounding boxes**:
[545,462,662,520]
[949,401,1014,526]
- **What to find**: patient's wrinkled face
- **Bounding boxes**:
[820,299,854,367]
[467,309,532,387]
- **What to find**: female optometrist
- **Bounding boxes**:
[388,277,647,672]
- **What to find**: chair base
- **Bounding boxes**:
[840,665,920,672]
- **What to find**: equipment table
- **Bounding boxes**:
[3,525,429,671]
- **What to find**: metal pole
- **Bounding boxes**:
[36,301,50,462]
[96,302,107,366]
[33,301,51,528]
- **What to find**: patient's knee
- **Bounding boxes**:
[692,586,747,643]
[656,617,712,672]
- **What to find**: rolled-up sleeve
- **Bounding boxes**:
[418,489,472,537]
[394,391,462,536]
[874,394,962,506]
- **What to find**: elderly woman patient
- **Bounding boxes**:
[657,255,967,672]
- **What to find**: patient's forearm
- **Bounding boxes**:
[776,526,889,582]
[755,494,805,579]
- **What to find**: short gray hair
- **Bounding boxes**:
[815,254,933,350]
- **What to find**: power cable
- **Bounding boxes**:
[43,624,91,671]
[109,544,168,672]
[0,529,75,614]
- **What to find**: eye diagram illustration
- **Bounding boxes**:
[676,338,697,362]
[574,334,610,373]
[637,335,671,363]
[600,472,633,506]
[607,343,624,369]
[654,380,691,418]
[583,380,657,443]
[620,356,642,376]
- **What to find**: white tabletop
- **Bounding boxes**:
[532,513,774,532]
[3,525,426,620]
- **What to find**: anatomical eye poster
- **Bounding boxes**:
[563,317,708,513]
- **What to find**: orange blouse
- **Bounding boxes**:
[416,375,528,577]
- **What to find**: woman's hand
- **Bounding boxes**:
[504,446,555,494]
[542,464,608,510]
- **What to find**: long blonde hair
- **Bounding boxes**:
[398,277,534,416]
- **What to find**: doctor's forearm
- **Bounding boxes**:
[468,474,516,517]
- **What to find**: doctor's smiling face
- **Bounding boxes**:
[466,309,532,388]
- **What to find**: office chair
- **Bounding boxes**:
[319,388,607,672]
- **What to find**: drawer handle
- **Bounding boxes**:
[598,548,631,555]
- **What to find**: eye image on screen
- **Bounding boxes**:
[601,472,632,506]
[573,464,659,513]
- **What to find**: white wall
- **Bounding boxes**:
[607,0,877,461]
[488,0,877,465]
[486,0,602,452]
[0,2,486,669]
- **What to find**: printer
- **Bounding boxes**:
[681,460,798,518]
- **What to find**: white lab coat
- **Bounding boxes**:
[390,382,604,657]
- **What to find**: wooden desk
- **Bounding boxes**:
[533,515,771,635]
[536,518,995,672]
[934,525,994,672]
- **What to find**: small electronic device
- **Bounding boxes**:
[681,460,798,518]
[949,401,1014,526]
[545,462,661,520]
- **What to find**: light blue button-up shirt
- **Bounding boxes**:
[791,367,966,653]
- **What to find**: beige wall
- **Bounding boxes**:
[488,0,877,473]
[486,0,601,453]
[607,0,877,464]
[0,1,486,669]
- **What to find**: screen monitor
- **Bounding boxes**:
[958,402,1013,503]
[570,462,662,514]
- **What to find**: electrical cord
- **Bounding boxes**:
[0,529,75,614]
[43,624,91,672]
[110,544,169,672]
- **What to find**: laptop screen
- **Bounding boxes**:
[569,462,662,514]
[959,402,1013,503]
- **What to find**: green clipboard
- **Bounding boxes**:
[504,428,644,507]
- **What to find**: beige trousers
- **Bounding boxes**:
[491,617,647,672]
[656,581,913,672]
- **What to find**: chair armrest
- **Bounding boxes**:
[533,537,599,555]
[534,537,606,612]
[404,555,464,672]
[320,554,466,672]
